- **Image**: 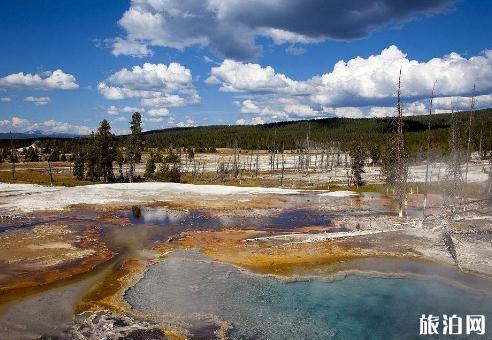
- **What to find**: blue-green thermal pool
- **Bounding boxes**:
[126,251,492,340]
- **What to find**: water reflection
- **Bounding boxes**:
[127,206,334,232]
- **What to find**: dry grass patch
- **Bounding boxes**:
[0,169,91,186]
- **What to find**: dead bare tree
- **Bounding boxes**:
[385,69,408,218]
[487,153,492,196]
[233,139,240,178]
[478,122,484,160]
[446,107,463,211]
[9,131,16,180]
[423,81,437,215]
[280,143,285,186]
[395,71,408,217]
[255,147,260,177]
[47,152,54,186]
[464,85,476,184]
[306,123,310,174]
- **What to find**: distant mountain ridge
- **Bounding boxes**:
[0,130,78,140]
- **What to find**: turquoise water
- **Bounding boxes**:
[126,251,492,339]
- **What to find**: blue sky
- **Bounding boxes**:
[0,0,491,135]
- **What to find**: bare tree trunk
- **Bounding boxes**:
[280,143,285,186]
[47,155,54,186]
[423,81,436,216]
[464,85,476,184]
[395,69,408,218]
[9,132,16,180]
[129,154,134,183]
[479,123,484,160]
[488,156,492,196]
[447,108,463,211]
[255,147,259,177]
[306,123,310,175]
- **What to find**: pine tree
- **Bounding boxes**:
[73,152,85,181]
[145,159,156,178]
[25,147,39,162]
[128,112,143,182]
[349,140,365,188]
[115,147,124,180]
[86,132,99,182]
[144,153,156,178]
[96,119,116,183]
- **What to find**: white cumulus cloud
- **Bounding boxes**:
[0,116,91,135]
[24,96,51,106]
[207,46,492,122]
[98,63,200,115]
[148,107,170,117]
[111,37,152,57]
[107,105,119,115]
[0,70,79,90]
[98,63,199,119]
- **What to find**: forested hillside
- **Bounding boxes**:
[141,108,492,155]
[1,108,491,157]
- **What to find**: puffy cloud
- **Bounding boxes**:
[368,106,396,118]
[98,63,199,100]
[285,45,307,56]
[164,117,196,127]
[310,46,492,107]
[324,107,364,118]
[236,117,265,125]
[239,100,260,114]
[24,96,50,106]
[432,94,492,110]
[107,105,119,115]
[148,107,170,117]
[140,94,190,108]
[206,59,306,94]
[103,63,193,93]
[0,116,91,135]
[111,37,152,57]
[367,94,492,118]
[107,105,145,116]
[207,46,492,121]
[122,106,145,113]
[176,118,196,127]
[98,62,199,120]
[114,0,452,60]
[0,97,11,103]
[0,70,79,90]
[146,117,164,123]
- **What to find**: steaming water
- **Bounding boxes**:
[126,251,492,340]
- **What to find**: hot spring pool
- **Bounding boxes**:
[125,251,492,339]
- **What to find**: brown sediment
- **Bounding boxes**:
[152,229,413,277]
[75,257,154,313]
[0,224,114,295]
[292,225,333,233]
